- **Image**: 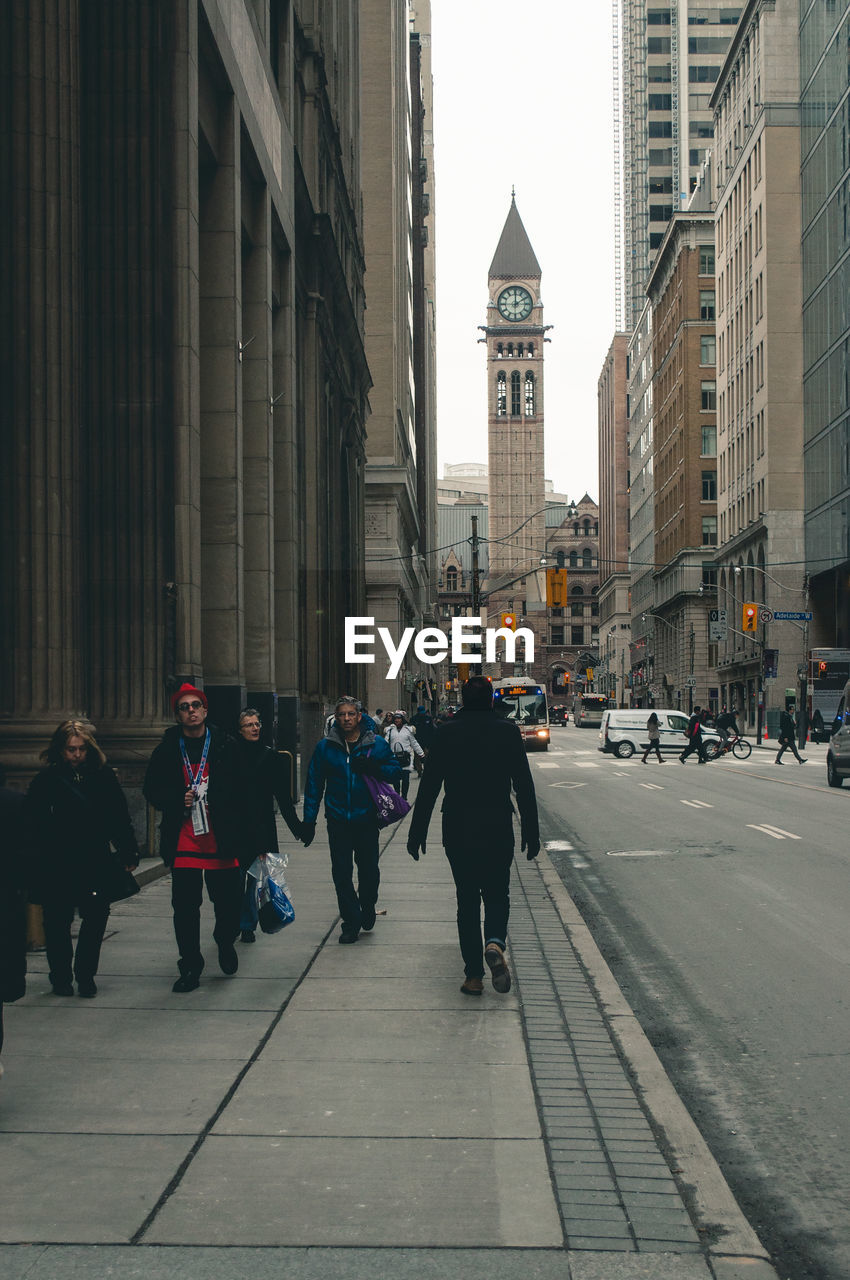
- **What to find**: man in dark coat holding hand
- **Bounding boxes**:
[407,676,540,997]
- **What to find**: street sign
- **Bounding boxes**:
[685,676,696,687]
[708,608,726,642]
[773,611,813,621]
[759,607,774,623]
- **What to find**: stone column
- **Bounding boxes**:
[242,180,276,739]
[1,0,85,772]
[199,97,245,731]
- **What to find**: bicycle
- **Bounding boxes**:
[705,732,752,761]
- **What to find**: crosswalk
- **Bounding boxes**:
[532,748,803,840]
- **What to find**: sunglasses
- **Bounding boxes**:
[178,700,204,712]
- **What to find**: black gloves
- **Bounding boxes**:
[301,821,316,848]
[407,838,426,862]
[521,833,541,861]
[350,755,382,777]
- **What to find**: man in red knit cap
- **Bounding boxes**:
[144,685,243,991]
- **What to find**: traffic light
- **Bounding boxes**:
[586,668,594,681]
[500,612,517,631]
[546,568,568,608]
[742,602,757,633]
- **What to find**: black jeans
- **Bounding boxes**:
[776,736,804,763]
[42,895,111,986]
[171,866,243,974]
[681,735,707,762]
[642,740,662,762]
[444,845,513,979]
[326,815,379,933]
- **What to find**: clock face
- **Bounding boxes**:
[497,286,533,321]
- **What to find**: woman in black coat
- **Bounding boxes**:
[23,721,139,997]
[236,708,303,942]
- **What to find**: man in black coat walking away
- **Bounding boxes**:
[406,676,540,997]
[144,685,243,992]
[679,705,708,764]
[775,707,807,765]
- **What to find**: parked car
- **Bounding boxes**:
[599,708,721,759]
[550,704,569,725]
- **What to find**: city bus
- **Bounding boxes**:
[492,677,550,751]
[572,692,610,729]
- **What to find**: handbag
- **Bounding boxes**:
[102,861,141,904]
[249,852,295,935]
[362,750,411,827]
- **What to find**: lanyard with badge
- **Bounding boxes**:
[181,729,211,835]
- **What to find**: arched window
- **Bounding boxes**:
[573,523,580,536]
[446,566,458,591]
[524,372,535,416]
[496,343,503,357]
[571,584,583,596]
[555,549,565,569]
[527,343,534,357]
[496,371,506,416]
[517,343,524,357]
[583,520,591,535]
[510,370,522,416]
[507,343,514,358]
[582,548,593,568]
[569,551,578,568]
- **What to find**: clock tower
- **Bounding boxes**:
[484,196,547,583]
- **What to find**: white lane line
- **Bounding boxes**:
[534,762,561,769]
[574,762,600,769]
[759,824,801,840]
[747,823,786,840]
[638,782,664,791]
[681,799,714,808]
[544,839,574,851]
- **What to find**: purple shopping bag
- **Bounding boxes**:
[363,772,411,827]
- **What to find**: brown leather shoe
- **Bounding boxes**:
[484,942,511,993]
[460,976,484,996]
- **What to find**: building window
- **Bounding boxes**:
[701,469,717,501]
[650,204,673,223]
[524,372,535,416]
[551,626,564,645]
[702,564,718,589]
[551,607,563,618]
[510,370,521,416]
[582,548,592,568]
[648,94,673,110]
[699,245,715,275]
[496,371,506,416]
[569,551,578,568]
[702,424,717,455]
[701,380,716,411]
[571,602,583,617]
[702,516,718,546]
[445,566,458,591]
[571,626,584,645]
[700,334,716,364]
[649,120,673,138]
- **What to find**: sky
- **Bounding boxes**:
[429,0,618,503]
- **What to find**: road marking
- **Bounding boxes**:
[545,839,574,851]
[747,823,786,840]
[638,782,664,791]
[758,823,801,840]
[606,849,676,858]
[681,799,714,808]
[534,762,560,769]
[549,781,587,789]
[574,762,600,769]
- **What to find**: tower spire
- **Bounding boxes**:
[488,196,541,280]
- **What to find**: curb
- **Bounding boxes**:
[531,851,780,1276]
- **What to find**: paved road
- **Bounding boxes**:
[534,726,850,1280]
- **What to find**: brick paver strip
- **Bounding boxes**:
[509,855,705,1256]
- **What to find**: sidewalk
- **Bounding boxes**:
[1,806,779,1280]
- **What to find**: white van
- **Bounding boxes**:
[599,709,720,758]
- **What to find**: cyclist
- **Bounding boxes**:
[715,704,740,747]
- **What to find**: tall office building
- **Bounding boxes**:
[800,0,850,645]
[616,0,742,330]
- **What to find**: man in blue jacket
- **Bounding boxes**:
[301,697,400,943]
